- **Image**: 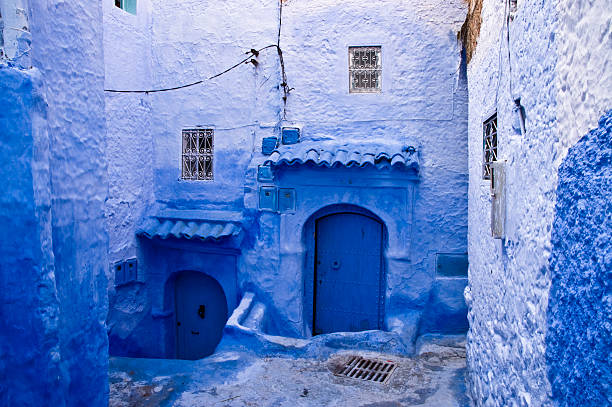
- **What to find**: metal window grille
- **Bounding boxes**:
[482,113,498,180]
[182,128,214,181]
[349,46,382,93]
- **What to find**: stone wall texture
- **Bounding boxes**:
[547,110,612,406]
[465,0,611,405]
[26,1,109,405]
[0,65,64,407]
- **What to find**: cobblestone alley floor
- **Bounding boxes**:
[109,336,469,407]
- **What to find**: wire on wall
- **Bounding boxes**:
[105,45,272,94]
[277,0,293,119]
[494,0,510,105]
[104,1,293,102]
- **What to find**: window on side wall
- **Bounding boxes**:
[482,113,498,180]
[115,0,137,15]
[349,46,382,93]
[182,128,214,181]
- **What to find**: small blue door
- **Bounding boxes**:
[175,271,228,360]
[314,212,383,334]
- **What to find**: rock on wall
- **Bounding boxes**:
[546,111,612,406]
[28,1,109,405]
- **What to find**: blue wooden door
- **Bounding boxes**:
[175,271,228,360]
[314,212,383,334]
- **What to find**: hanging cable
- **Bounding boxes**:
[494,0,510,105]
[105,44,278,94]
[277,0,292,120]
[505,0,514,97]
[103,2,294,124]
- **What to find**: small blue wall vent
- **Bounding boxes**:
[113,261,124,285]
[125,258,138,282]
[259,186,278,211]
[278,188,296,212]
[281,127,300,145]
[262,137,278,155]
[114,258,138,286]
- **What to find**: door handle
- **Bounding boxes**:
[191,330,200,335]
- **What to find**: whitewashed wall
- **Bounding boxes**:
[465,0,611,405]
[103,0,155,275]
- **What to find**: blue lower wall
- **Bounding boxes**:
[546,110,612,405]
[0,66,66,407]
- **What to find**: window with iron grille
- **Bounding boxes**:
[482,113,498,180]
[349,46,382,93]
[182,128,213,181]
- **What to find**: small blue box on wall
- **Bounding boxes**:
[262,137,278,155]
[281,127,300,145]
[278,188,296,212]
[257,165,274,182]
[259,186,278,211]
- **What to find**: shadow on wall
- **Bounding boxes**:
[546,110,612,406]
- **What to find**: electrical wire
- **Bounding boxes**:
[105,44,278,94]
[505,0,514,97]
[104,1,294,121]
[276,0,292,120]
[494,0,510,105]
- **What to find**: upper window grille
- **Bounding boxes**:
[482,113,498,180]
[115,0,137,15]
[182,128,213,181]
[349,46,382,93]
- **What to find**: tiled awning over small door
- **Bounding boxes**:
[137,217,242,241]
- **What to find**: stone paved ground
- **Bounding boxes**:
[109,337,469,407]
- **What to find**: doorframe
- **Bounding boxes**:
[303,204,388,336]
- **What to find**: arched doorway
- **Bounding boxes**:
[174,271,228,360]
[311,208,385,335]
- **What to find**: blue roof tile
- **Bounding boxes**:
[263,143,419,170]
[137,217,242,241]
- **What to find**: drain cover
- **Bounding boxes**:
[334,356,397,384]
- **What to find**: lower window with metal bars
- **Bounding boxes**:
[182,128,214,181]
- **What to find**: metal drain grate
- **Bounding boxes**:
[335,356,397,384]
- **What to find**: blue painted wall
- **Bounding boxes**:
[0,1,109,405]
[104,0,469,358]
[547,110,612,405]
[0,66,65,407]
[29,1,110,403]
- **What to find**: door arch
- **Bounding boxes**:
[310,207,385,335]
[174,270,228,360]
